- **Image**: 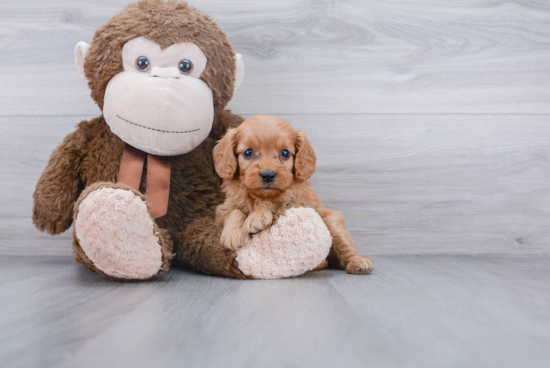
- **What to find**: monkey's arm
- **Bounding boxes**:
[33,128,87,235]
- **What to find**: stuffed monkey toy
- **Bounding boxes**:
[33,0,335,280]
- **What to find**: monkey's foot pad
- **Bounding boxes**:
[236,207,332,279]
[74,187,163,279]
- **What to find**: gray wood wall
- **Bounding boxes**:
[1,0,549,256]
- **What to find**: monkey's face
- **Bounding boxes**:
[102,37,214,156]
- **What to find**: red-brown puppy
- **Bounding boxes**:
[213,115,373,274]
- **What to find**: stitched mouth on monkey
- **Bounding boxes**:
[116,115,201,135]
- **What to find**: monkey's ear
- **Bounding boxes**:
[213,128,239,179]
[74,42,91,81]
[294,130,317,180]
[234,54,245,93]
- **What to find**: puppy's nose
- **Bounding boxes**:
[260,170,276,183]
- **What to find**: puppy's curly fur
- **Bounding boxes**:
[213,115,373,274]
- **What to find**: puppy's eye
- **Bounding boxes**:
[136,56,150,72]
[243,149,254,158]
[280,149,290,160]
[178,59,193,74]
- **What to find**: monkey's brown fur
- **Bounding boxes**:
[32,0,246,279]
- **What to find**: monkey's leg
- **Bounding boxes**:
[175,202,332,279]
[174,217,249,279]
[73,182,173,281]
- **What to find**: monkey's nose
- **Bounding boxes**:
[260,170,276,183]
[151,67,180,79]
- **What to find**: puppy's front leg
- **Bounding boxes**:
[243,202,275,234]
[220,209,249,251]
[323,209,373,274]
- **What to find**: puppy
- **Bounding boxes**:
[213,115,373,274]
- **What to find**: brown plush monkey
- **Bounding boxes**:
[34,0,369,281]
[33,0,248,280]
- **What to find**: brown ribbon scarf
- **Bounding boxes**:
[118,145,171,219]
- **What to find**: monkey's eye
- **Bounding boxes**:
[243,149,254,158]
[178,59,193,74]
[280,149,290,160]
[135,56,150,72]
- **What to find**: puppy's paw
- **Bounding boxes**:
[243,210,274,234]
[346,256,373,274]
[220,227,248,251]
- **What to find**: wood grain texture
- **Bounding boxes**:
[296,114,550,256]
[0,0,550,115]
[2,114,550,256]
[0,255,548,368]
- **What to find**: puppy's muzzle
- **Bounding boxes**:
[260,170,276,184]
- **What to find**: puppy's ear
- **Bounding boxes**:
[294,130,316,180]
[214,128,239,179]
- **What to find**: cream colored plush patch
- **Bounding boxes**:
[236,208,332,279]
[74,188,163,279]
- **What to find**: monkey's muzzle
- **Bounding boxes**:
[103,70,214,156]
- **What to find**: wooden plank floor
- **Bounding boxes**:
[0,255,548,368]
